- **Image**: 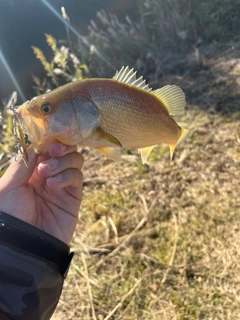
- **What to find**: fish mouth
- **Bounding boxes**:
[16,104,45,146]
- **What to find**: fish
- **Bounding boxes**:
[16,66,189,164]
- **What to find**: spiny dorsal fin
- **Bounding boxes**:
[153,85,186,116]
[113,66,152,92]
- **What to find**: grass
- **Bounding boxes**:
[0,105,16,176]
[50,35,240,318]
[53,110,240,319]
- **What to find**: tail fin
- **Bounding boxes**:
[169,127,189,161]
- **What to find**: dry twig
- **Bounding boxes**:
[94,194,159,269]
[161,212,179,284]
[81,252,97,320]
[103,277,143,320]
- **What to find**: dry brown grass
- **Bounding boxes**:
[51,39,240,320]
[52,112,240,320]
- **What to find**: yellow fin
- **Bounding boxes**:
[96,147,122,162]
[169,127,189,161]
[113,66,152,91]
[138,145,156,164]
[153,85,185,115]
[97,128,122,147]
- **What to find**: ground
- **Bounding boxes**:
[50,37,240,320]
[1,37,240,319]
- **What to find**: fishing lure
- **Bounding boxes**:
[10,98,30,167]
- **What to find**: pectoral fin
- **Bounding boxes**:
[96,147,122,162]
[97,127,122,147]
[138,145,156,164]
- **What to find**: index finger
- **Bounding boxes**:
[48,143,77,158]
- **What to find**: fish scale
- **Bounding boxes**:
[89,81,179,148]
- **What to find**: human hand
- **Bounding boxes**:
[0,143,84,244]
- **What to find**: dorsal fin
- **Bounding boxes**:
[153,85,186,115]
[113,66,152,91]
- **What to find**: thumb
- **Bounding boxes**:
[0,147,38,190]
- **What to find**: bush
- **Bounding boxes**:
[32,33,88,95]
[86,0,240,76]
[32,0,240,90]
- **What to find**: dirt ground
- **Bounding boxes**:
[50,38,240,319]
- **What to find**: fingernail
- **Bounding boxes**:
[43,159,59,171]
[53,174,63,183]
[47,174,63,186]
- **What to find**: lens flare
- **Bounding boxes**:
[40,0,115,70]
[0,49,26,101]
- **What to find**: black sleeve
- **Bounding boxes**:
[0,211,74,320]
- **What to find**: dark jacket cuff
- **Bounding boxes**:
[0,211,73,278]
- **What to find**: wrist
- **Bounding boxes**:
[0,210,73,277]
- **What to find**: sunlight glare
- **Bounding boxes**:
[41,0,115,70]
[0,48,26,102]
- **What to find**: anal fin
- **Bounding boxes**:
[138,145,156,164]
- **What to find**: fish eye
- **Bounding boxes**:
[41,103,52,114]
